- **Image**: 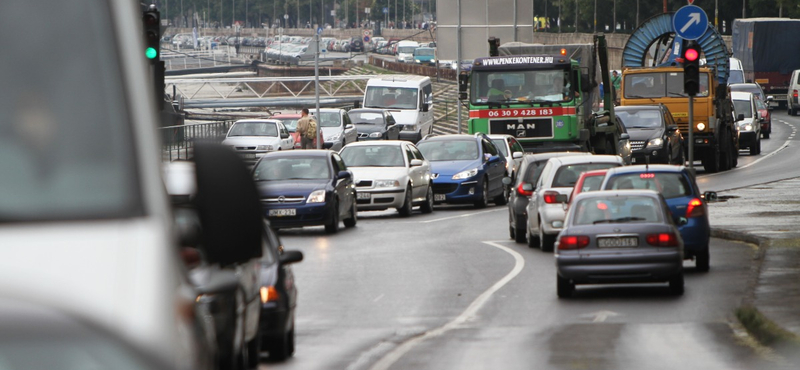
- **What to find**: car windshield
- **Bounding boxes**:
[573,195,662,225]
[272,117,299,132]
[228,122,279,137]
[0,0,142,222]
[605,172,692,199]
[733,100,753,118]
[253,157,330,181]
[553,164,619,187]
[397,46,417,54]
[318,112,341,128]
[491,139,509,156]
[348,112,385,125]
[415,49,435,56]
[340,146,405,167]
[364,87,419,109]
[617,109,663,129]
[417,140,479,161]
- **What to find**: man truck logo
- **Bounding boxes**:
[507,123,536,130]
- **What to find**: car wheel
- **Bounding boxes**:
[695,249,710,272]
[755,135,762,155]
[527,226,539,249]
[719,130,732,171]
[749,138,759,155]
[245,334,261,368]
[514,225,526,243]
[669,273,685,296]
[325,200,339,234]
[509,225,515,239]
[556,274,574,298]
[420,185,434,214]
[398,185,413,217]
[763,131,770,139]
[473,177,489,208]
[702,143,721,173]
[267,330,292,361]
[494,176,509,205]
[343,198,357,227]
[539,220,555,252]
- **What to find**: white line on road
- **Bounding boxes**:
[420,208,503,223]
[368,241,525,370]
[373,294,385,303]
[701,121,793,177]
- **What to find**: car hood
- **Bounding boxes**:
[626,128,664,142]
[222,136,281,146]
[387,109,420,126]
[349,166,408,182]
[256,179,329,197]
[430,160,482,177]
[353,124,385,134]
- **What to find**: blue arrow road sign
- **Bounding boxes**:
[383,7,389,14]
[673,5,708,41]
[317,27,323,35]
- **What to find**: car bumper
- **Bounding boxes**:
[355,188,405,210]
[540,203,567,236]
[432,177,484,204]
[259,305,290,340]
[739,131,758,148]
[263,202,333,228]
[556,249,684,284]
[630,148,670,165]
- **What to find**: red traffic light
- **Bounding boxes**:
[684,48,699,62]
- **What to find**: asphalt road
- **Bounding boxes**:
[257,111,800,370]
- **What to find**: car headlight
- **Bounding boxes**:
[369,132,383,138]
[415,59,421,63]
[307,189,326,203]
[327,132,342,141]
[696,122,706,131]
[402,124,417,132]
[452,168,479,180]
[741,123,753,131]
[646,138,663,148]
[375,180,400,188]
[256,145,273,151]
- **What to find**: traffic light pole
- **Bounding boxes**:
[688,95,694,174]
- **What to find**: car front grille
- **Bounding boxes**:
[235,146,257,151]
[433,183,458,194]
[261,196,305,204]
[630,140,646,151]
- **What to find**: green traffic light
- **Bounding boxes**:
[145,47,158,59]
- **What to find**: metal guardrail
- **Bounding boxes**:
[160,121,233,161]
[166,74,378,101]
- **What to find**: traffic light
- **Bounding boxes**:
[143,6,161,63]
[488,37,500,57]
[683,40,701,96]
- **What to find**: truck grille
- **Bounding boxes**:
[489,118,553,138]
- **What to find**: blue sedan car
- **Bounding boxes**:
[599,165,712,271]
[416,134,508,208]
[253,150,357,233]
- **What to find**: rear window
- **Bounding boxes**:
[605,172,692,199]
[552,164,619,187]
[0,0,142,222]
[573,195,663,225]
[491,139,509,156]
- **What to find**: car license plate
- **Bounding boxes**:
[434,193,446,201]
[631,157,637,164]
[598,237,638,248]
[268,208,296,217]
[357,192,371,200]
[239,153,256,159]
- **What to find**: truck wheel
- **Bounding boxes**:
[702,145,720,173]
[719,130,732,171]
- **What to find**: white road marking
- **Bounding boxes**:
[420,208,503,223]
[372,294,385,303]
[701,128,792,178]
[581,310,620,323]
[368,241,525,370]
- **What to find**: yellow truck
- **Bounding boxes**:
[620,66,738,172]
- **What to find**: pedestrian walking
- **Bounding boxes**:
[296,108,317,149]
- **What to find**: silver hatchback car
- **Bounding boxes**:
[555,190,685,298]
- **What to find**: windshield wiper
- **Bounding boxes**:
[594,216,646,224]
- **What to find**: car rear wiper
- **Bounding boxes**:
[593,217,646,224]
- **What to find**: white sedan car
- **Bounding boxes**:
[222,119,294,165]
[339,141,434,217]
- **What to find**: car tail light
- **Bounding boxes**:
[260,286,279,303]
[558,235,590,250]
[794,90,798,98]
[685,198,705,218]
[543,190,560,204]
[646,232,679,247]
[517,183,533,197]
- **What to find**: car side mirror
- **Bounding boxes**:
[667,125,678,132]
[488,155,501,164]
[421,103,429,112]
[337,170,351,179]
[555,194,568,203]
[345,124,354,130]
[512,152,524,159]
[193,143,263,267]
[194,269,240,296]
[620,133,630,140]
[737,113,745,121]
[678,217,689,226]
[502,177,512,185]
[767,95,774,102]
[703,191,718,202]
[281,132,289,139]
[279,250,304,265]
[522,183,534,192]
[410,159,423,167]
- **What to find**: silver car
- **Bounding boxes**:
[339,141,434,216]
[555,190,685,298]
[222,119,295,165]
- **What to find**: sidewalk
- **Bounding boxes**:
[707,176,800,350]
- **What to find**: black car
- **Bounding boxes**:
[349,108,401,140]
[253,150,357,233]
[258,220,303,361]
[349,37,364,52]
[505,152,585,243]
[616,104,684,165]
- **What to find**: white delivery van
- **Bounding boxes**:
[363,75,434,142]
[787,69,800,115]
[729,57,745,84]
[396,40,420,63]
